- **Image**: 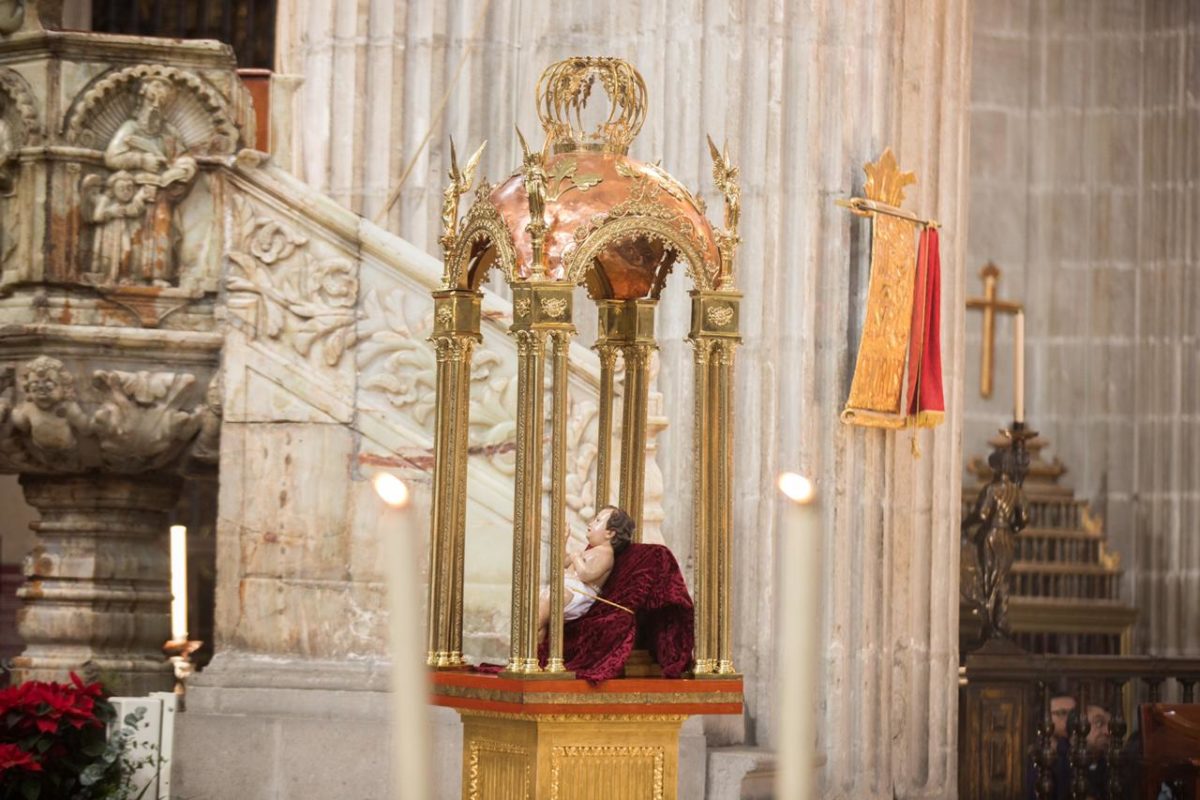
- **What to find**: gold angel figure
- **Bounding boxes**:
[440,137,487,249]
[706,134,741,236]
[516,126,549,276]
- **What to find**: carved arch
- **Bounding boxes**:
[62,64,241,154]
[0,68,42,146]
[563,215,717,294]
[448,197,519,290]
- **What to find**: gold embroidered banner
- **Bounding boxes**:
[841,212,920,428]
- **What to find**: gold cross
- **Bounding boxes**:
[966,262,1023,398]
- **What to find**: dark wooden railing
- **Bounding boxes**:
[960,650,1200,799]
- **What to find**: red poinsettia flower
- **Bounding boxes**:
[0,743,42,773]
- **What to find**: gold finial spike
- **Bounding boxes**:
[863,147,917,208]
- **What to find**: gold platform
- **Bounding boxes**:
[432,672,743,799]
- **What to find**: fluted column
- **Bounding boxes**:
[13,475,180,694]
[426,289,481,668]
[593,343,618,512]
[618,341,654,538]
[546,329,573,674]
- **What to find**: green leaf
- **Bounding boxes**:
[80,738,106,758]
[19,778,39,800]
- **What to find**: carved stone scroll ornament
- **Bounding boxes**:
[226,195,360,367]
[357,287,518,475]
[90,370,203,472]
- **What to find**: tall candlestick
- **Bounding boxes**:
[777,472,820,800]
[169,525,187,643]
[1014,310,1025,423]
[374,473,431,800]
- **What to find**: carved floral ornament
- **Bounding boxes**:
[226,195,360,367]
[0,356,217,474]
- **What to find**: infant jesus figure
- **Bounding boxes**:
[538,505,636,643]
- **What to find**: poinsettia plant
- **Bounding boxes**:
[0,673,152,800]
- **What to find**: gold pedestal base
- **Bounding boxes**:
[460,712,683,800]
[432,672,743,800]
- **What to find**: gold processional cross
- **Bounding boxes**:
[966,261,1023,398]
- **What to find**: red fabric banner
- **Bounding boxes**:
[905,228,944,426]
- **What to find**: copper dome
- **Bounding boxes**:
[441,57,735,299]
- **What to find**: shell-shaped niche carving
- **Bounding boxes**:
[0,68,41,148]
[63,64,240,154]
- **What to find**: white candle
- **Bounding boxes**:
[777,472,820,800]
[374,474,431,800]
[169,525,187,643]
[1014,310,1025,423]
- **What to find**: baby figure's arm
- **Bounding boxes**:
[568,546,614,585]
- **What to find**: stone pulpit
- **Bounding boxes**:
[0,4,248,693]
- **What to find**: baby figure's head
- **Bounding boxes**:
[107,170,136,202]
[587,505,636,554]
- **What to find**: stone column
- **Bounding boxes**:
[14,475,180,695]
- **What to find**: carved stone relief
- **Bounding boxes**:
[0,2,24,35]
[0,68,38,282]
[7,356,87,470]
[91,370,203,471]
[357,285,517,474]
[0,355,211,475]
[63,64,237,292]
[227,195,360,367]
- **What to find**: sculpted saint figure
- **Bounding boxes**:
[87,171,149,284]
[960,439,1031,640]
[101,77,197,285]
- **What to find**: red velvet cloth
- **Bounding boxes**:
[539,543,694,682]
[905,227,945,424]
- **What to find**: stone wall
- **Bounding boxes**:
[965,0,1199,656]
[274,2,975,797]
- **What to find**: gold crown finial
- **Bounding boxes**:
[535,57,647,155]
[863,148,916,208]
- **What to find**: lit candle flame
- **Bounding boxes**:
[372,473,411,508]
[778,472,816,504]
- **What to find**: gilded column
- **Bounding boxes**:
[593,342,618,512]
[714,340,738,675]
[618,341,653,537]
[689,290,741,678]
[504,283,573,676]
[446,335,475,666]
[426,338,453,665]
[546,328,573,673]
[428,290,482,668]
[689,337,715,675]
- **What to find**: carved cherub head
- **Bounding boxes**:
[106,169,137,202]
[135,78,174,135]
[20,356,75,412]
